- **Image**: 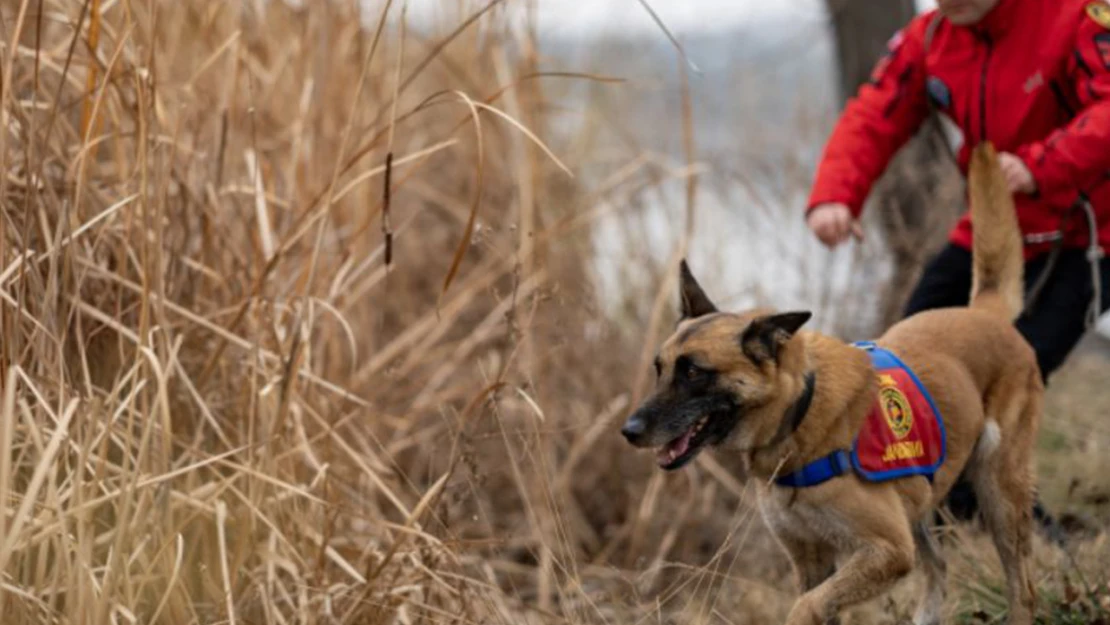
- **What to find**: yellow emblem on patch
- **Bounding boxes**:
[878,377,914,440]
[1087,1,1110,30]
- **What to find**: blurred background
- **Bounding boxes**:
[0,0,1108,624]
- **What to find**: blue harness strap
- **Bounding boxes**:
[853,341,898,370]
[774,449,853,488]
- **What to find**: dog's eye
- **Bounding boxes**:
[685,362,707,380]
[674,356,711,382]
[653,357,662,377]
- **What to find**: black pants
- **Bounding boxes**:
[903,242,1110,529]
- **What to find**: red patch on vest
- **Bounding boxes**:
[851,367,945,482]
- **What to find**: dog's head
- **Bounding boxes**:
[620,260,812,471]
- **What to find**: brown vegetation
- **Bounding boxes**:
[0,1,1107,624]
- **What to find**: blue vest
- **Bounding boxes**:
[775,342,947,488]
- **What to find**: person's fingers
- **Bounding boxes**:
[1000,160,1021,192]
[835,209,856,244]
[807,204,855,248]
[808,210,832,247]
[818,219,839,247]
[850,220,865,242]
[823,219,843,248]
[998,153,1034,194]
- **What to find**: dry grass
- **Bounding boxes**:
[0,1,1108,624]
[0,0,747,622]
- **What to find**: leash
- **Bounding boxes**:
[1020,221,1065,317]
[1021,197,1104,330]
[1079,195,1105,329]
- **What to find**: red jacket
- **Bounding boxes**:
[807,0,1110,259]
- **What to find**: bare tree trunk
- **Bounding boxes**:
[827,0,917,101]
[824,0,963,331]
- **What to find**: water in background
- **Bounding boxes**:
[535,10,1110,341]
[355,0,1110,340]
[539,17,911,340]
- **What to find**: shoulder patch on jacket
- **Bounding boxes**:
[870,29,907,84]
[1086,1,1110,30]
[887,29,906,52]
[1096,32,1110,69]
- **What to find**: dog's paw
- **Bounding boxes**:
[783,596,828,625]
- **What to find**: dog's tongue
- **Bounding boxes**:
[657,429,694,466]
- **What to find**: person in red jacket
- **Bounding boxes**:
[806,0,1110,537]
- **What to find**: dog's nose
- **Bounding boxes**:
[621,417,646,444]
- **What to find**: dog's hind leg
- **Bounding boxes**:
[966,381,1041,625]
[911,521,947,625]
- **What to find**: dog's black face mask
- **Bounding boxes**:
[621,355,744,470]
[620,259,812,471]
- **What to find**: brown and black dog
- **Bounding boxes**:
[621,142,1042,625]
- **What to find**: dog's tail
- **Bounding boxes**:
[968,141,1024,321]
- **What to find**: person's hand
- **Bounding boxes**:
[999,152,1036,195]
[806,203,864,248]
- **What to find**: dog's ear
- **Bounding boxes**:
[740,311,811,364]
[678,259,718,320]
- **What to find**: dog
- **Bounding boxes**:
[620,142,1042,625]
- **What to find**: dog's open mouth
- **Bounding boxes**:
[656,416,710,470]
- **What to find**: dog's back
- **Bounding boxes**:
[873,142,1043,623]
[877,141,1040,493]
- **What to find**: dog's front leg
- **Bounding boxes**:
[761,494,842,624]
[793,553,841,625]
[783,536,914,625]
[770,534,840,624]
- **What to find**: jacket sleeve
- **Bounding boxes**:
[1017,11,1110,200]
[806,17,932,218]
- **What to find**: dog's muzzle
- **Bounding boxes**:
[620,414,647,445]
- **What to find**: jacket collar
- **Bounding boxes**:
[970,0,1020,39]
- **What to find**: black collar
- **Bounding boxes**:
[766,372,817,448]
